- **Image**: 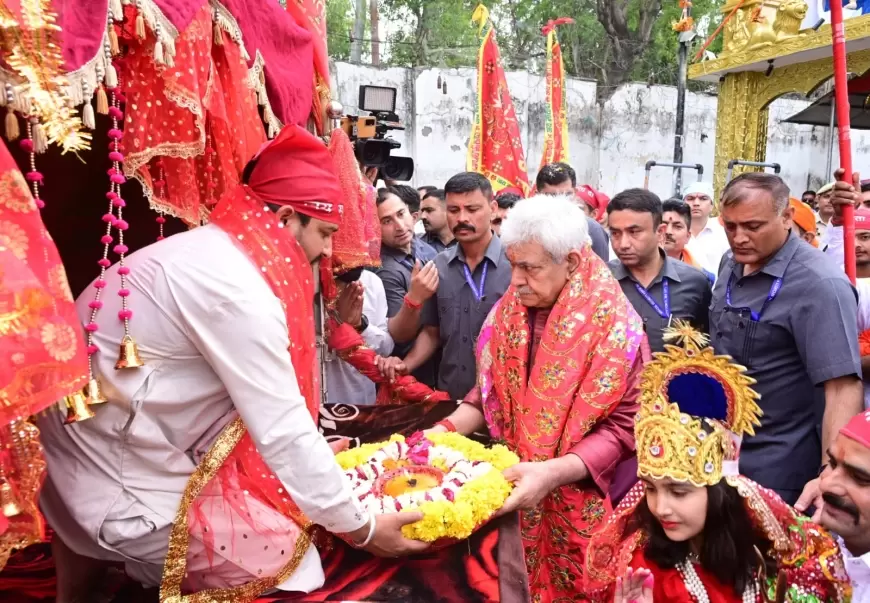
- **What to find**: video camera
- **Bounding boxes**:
[340,85,414,182]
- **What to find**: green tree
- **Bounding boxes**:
[327,0,355,62]
[381,0,481,67]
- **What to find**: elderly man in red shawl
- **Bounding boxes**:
[37,125,427,602]
[428,194,645,601]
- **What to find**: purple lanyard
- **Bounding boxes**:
[725,273,783,322]
[634,279,670,320]
[463,261,488,302]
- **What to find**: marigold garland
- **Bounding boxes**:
[335,432,519,543]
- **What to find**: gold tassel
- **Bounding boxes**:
[213,19,224,46]
[32,122,47,154]
[5,109,19,141]
[135,13,146,40]
[82,100,96,129]
[106,63,118,89]
[0,481,20,518]
[153,39,164,64]
[96,86,109,115]
[164,46,174,67]
[109,26,120,56]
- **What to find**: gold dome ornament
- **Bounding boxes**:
[63,390,95,424]
[83,377,108,406]
[115,335,144,370]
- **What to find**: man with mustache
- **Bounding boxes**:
[535,162,612,261]
[796,410,870,602]
[607,188,711,353]
[427,195,645,600]
[418,189,455,253]
[376,187,439,386]
[710,172,862,505]
[661,198,715,284]
[38,126,426,601]
[399,172,512,400]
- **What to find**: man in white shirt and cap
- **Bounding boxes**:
[683,181,731,275]
[38,125,427,602]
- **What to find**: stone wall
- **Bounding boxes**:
[330,61,870,200]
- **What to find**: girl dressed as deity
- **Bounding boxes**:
[584,322,852,603]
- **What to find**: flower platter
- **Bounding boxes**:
[336,432,519,542]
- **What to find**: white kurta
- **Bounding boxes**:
[685,218,731,276]
[38,224,366,590]
[325,270,393,405]
[840,538,870,603]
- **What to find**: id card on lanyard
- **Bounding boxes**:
[725,273,784,322]
[634,279,672,328]
[463,262,488,302]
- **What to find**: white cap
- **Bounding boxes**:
[683,181,714,200]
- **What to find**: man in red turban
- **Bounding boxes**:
[37,125,427,602]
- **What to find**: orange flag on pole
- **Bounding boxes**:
[539,18,573,169]
[467,4,531,197]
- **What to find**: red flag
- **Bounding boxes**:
[467,4,531,197]
[539,18,573,169]
[285,0,330,133]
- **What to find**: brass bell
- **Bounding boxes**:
[115,335,144,370]
[83,378,108,406]
[63,391,95,425]
[0,481,20,518]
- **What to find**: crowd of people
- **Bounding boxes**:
[31,126,870,603]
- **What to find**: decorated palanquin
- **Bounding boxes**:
[584,323,851,602]
[0,137,87,570]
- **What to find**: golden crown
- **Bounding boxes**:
[635,321,762,487]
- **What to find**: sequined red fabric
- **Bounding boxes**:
[0,140,87,421]
[0,139,88,570]
[326,129,380,276]
[118,6,266,225]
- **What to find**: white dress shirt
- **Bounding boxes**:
[685,218,731,276]
[840,538,870,602]
[38,224,365,590]
[820,223,846,270]
[325,270,393,405]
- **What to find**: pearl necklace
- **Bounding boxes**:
[676,558,759,603]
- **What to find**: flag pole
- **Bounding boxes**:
[830,0,857,284]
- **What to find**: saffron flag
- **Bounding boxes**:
[468,4,531,197]
[285,0,331,133]
[539,18,573,170]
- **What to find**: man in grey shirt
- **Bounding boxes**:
[536,162,611,261]
[711,173,863,505]
[607,188,712,352]
[401,173,512,400]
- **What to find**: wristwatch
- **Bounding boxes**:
[355,315,369,333]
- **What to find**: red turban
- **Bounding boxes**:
[856,207,870,232]
[249,125,342,224]
[576,184,610,220]
[842,410,870,449]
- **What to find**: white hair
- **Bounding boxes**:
[499,194,590,262]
